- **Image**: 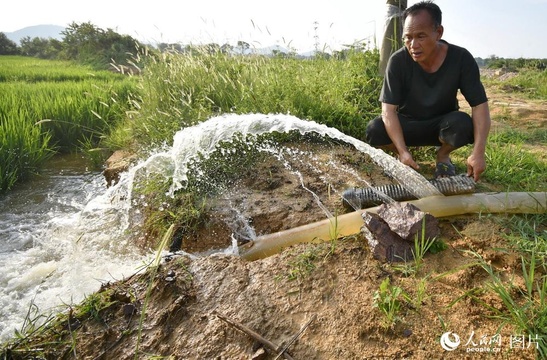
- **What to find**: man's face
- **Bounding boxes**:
[403,10,443,65]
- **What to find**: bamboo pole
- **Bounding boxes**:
[379,0,408,75]
[239,192,546,261]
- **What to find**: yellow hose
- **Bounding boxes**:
[239,192,547,261]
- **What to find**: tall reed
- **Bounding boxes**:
[111,47,382,151]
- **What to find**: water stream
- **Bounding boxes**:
[0,113,440,341]
[0,155,147,340]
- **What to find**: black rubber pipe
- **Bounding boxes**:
[342,175,476,209]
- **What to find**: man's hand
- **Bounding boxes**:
[467,153,486,181]
[381,103,420,170]
[399,150,420,170]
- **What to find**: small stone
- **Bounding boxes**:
[251,347,267,360]
[361,212,413,262]
[123,303,136,317]
[103,150,137,186]
[403,328,413,337]
[377,203,440,242]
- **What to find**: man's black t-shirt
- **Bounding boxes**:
[380,40,488,120]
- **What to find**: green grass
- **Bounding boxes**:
[110,48,382,151]
[0,56,137,192]
[500,214,547,267]
[285,245,324,283]
[505,70,547,99]
[451,129,546,192]
[484,143,546,192]
[135,224,175,359]
[477,253,547,358]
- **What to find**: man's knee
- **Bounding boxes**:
[365,116,391,146]
[440,111,474,148]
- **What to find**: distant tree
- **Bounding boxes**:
[220,43,234,54]
[314,51,331,59]
[271,49,289,58]
[485,54,510,69]
[20,36,62,59]
[530,59,546,71]
[61,22,101,60]
[0,32,19,55]
[60,22,141,69]
[237,41,250,54]
[157,42,184,53]
[514,57,526,69]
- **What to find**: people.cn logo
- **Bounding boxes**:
[440,332,461,351]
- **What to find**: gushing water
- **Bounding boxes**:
[167,113,441,197]
[0,156,147,341]
[264,145,335,218]
[117,113,440,203]
[0,113,440,341]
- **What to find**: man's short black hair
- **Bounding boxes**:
[403,1,442,28]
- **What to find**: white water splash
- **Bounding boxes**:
[103,112,442,253]
[0,113,440,342]
[108,113,440,235]
[160,113,440,198]
[0,171,149,341]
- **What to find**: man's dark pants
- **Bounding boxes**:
[365,111,474,148]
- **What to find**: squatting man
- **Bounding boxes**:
[366,1,491,181]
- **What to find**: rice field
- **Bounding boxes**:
[0,56,136,192]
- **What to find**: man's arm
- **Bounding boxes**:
[381,102,419,170]
[467,101,491,181]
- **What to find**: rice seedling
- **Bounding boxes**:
[0,98,53,190]
[0,56,137,192]
[0,55,120,83]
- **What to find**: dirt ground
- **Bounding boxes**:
[3,74,546,360]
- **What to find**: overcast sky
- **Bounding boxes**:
[3,0,547,58]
